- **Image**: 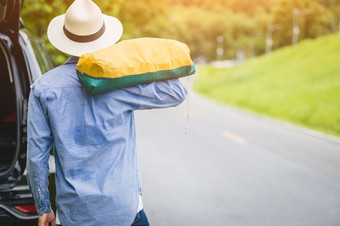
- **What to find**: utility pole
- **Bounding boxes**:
[292,8,309,46]
[249,33,262,58]
[266,24,281,54]
[216,35,224,61]
[338,13,340,32]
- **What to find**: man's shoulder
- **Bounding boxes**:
[32,64,80,95]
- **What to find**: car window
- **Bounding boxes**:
[30,38,53,74]
[19,30,54,84]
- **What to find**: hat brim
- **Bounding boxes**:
[47,14,123,57]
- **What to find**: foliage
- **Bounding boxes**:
[20,0,339,65]
[271,0,334,48]
[21,0,70,65]
[194,33,340,137]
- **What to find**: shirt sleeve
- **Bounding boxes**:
[125,79,187,110]
[26,87,53,215]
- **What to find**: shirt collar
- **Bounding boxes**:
[64,56,79,65]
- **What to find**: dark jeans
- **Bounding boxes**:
[56,209,149,226]
[131,209,150,226]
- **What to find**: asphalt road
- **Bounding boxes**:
[134,83,340,226]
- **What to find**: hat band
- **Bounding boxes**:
[63,23,106,43]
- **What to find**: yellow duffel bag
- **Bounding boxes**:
[76,38,195,94]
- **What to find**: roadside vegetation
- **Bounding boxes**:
[21,0,340,65]
[194,33,340,137]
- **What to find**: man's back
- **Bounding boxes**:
[27,56,187,225]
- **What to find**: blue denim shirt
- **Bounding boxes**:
[26,56,187,226]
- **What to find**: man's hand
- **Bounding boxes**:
[38,210,57,226]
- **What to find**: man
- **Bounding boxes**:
[26,0,187,225]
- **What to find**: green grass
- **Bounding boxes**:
[194,33,340,137]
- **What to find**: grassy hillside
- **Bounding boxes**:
[194,33,340,137]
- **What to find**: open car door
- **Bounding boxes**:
[0,0,24,181]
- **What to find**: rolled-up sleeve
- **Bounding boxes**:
[125,79,187,110]
[26,87,53,215]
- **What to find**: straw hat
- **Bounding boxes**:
[47,0,123,56]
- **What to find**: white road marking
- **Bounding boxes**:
[223,131,246,144]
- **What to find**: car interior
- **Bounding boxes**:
[0,44,17,172]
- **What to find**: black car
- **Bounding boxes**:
[0,0,55,225]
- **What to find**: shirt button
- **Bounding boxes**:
[40,207,43,210]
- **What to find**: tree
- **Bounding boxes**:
[21,0,69,65]
[318,0,340,31]
[20,0,338,65]
[271,0,334,48]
